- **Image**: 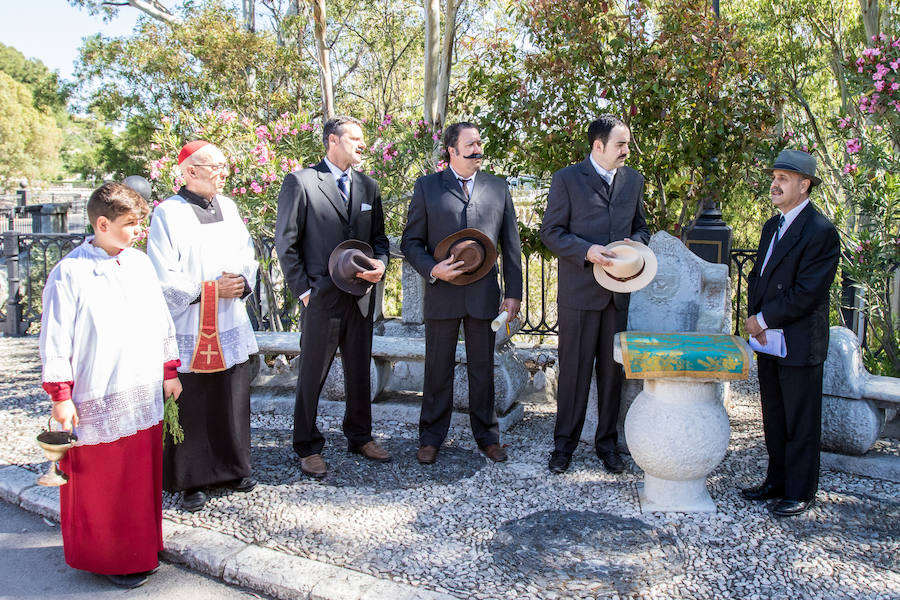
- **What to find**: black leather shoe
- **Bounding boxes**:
[741,481,784,501]
[223,477,257,492]
[772,498,815,517]
[101,573,148,589]
[548,451,571,474]
[597,449,625,474]
[181,489,207,512]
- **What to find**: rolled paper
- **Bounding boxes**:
[491,310,509,332]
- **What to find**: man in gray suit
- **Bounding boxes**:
[401,122,523,464]
[275,115,391,479]
[540,114,650,474]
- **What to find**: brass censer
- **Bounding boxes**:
[36,418,77,486]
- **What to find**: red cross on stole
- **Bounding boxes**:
[189,280,228,373]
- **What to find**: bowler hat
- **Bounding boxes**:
[328,240,377,296]
[764,149,821,186]
[592,240,658,293]
[123,175,153,202]
[433,228,498,286]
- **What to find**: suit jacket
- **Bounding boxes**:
[748,202,840,367]
[400,168,523,320]
[274,160,389,309]
[540,158,650,311]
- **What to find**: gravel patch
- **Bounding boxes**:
[2,336,898,600]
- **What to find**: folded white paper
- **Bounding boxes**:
[361,203,372,211]
[749,329,787,357]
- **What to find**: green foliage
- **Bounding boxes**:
[163,393,185,444]
[0,43,70,116]
[0,72,63,187]
[836,33,900,376]
[460,0,779,247]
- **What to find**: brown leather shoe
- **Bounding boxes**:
[350,441,392,462]
[481,443,508,463]
[416,445,438,464]
[300,453,327,479]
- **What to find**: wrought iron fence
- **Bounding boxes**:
[3,228,762,339]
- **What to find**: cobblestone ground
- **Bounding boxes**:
[2,336,898,600]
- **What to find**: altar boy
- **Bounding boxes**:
[40,182,182,588]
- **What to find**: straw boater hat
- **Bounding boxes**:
[433,228,498,286]
[328,240,377,296]
[763,149,821,187]
[592,240,658,293]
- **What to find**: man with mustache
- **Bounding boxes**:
[540,115,650,474]
[742,149,840,517]
[401,122,522,464]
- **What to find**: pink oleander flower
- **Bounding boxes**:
[152,200,160,207]
[875,80,886,91]
[256,125,271,141]
[291,129,298,135]
[239,187,247,194]
[243,217,249,224]
[250,181,263,193]
[892,82,900,91]
[843,163,858,174]
[838,117,851,129]
[874,63,890,80]
[846,138,861,154]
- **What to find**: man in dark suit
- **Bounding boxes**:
[540,114,650,474]
[275,115,391,478]
[401,122,523,464]
[743,149,840,517]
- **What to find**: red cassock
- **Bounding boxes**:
[58,422,164,574]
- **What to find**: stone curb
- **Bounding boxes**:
[0,465,459,600]
[822,451,900,483]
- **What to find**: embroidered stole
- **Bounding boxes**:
[189,280,228,373]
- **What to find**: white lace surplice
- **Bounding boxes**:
[39,240,179,446]
[147,194,259,372]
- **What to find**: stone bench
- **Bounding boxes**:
[252,328,528,424]
[822,326,900,455]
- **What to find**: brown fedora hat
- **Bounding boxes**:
[433,228,498,286]
[328,239,377,296]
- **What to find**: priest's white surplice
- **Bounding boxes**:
[39,239,179,446]
[147,194,259,371]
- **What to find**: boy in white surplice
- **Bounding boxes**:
[40,182,183,589]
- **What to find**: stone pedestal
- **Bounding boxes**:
[625,379,730,513]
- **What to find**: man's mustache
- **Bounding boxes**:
[464,152,484,160]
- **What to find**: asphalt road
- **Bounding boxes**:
[0,500,270,599]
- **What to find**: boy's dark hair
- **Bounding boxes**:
[587,114,627,149]
[87,182,150,226]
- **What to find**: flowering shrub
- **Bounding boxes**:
[147,108,443,330]
[837,34,900,375]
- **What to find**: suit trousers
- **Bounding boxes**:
[293,294,374,457]
[420,316,499,448]
[554,303,627,456]
[757,356,824,501]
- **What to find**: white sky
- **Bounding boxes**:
[0,0,139,80]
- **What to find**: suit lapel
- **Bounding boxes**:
[579,159,610,204]
[441,168,468,204]
[316,160,349,223]
[759,203,814,288]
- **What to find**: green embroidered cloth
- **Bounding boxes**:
[619,331,751,380]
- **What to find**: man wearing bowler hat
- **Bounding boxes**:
[742,149,840,517]
[275,115,391,478]
[540,114,650,475]
[401,122,522,464]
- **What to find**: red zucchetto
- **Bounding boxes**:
[177,140,211,165]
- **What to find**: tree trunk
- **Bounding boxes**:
[242,0,255,32]
[312,0,335,121]
[860,0,880,44]
[126,0,180,25]
[423,0,441,124]
[435,0,461,133]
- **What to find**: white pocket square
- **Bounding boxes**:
[360,203,372,211]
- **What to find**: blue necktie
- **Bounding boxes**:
[773,215,785,245]
[337,173,349,208]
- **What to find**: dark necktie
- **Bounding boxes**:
[337,173,349,208]
[773,215,785,245]
[458,178,471,200]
